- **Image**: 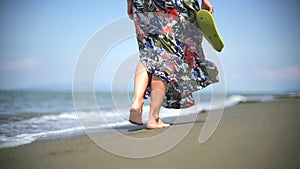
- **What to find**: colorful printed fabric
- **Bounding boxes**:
[132,0,219,109]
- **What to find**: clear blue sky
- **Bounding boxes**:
[0,0,299,93]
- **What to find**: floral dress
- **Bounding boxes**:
[132,0,218,108]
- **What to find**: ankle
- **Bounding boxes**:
[148,116,159,123]
[131,99,144,112]
[132,98,144,106]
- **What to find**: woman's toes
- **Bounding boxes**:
[146,119,170,129]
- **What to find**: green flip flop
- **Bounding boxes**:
[196,10,224,52]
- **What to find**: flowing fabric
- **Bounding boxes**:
[132,0,218,108]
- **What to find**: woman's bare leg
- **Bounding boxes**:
[146,75,170,129]
[129,61,150,125]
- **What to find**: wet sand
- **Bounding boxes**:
[0,98,300,169]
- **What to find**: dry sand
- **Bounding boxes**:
[0,98,300,169]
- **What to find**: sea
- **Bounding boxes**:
[0,90,280,148]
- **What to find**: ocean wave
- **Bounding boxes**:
[0,94,276,149]
[0,110,137,149]
[225,95,247,106]
[0,126,85,148]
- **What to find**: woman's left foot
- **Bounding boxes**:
[129,108,143,126]
[129,101,144,125]
[146,118,170,129]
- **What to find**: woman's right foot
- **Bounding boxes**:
[146,118,170,129]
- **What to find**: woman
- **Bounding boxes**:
[127,0,218,129]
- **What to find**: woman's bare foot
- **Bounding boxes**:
[146,118,170,129]
[129,101,144,126]
[129,108,143,125]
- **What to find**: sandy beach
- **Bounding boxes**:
[0,97,299,169]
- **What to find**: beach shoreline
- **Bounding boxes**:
[0,97,300,169]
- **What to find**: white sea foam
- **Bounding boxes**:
[225,95,247,107]
[0,110,137,148]
[0,94,276,149]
